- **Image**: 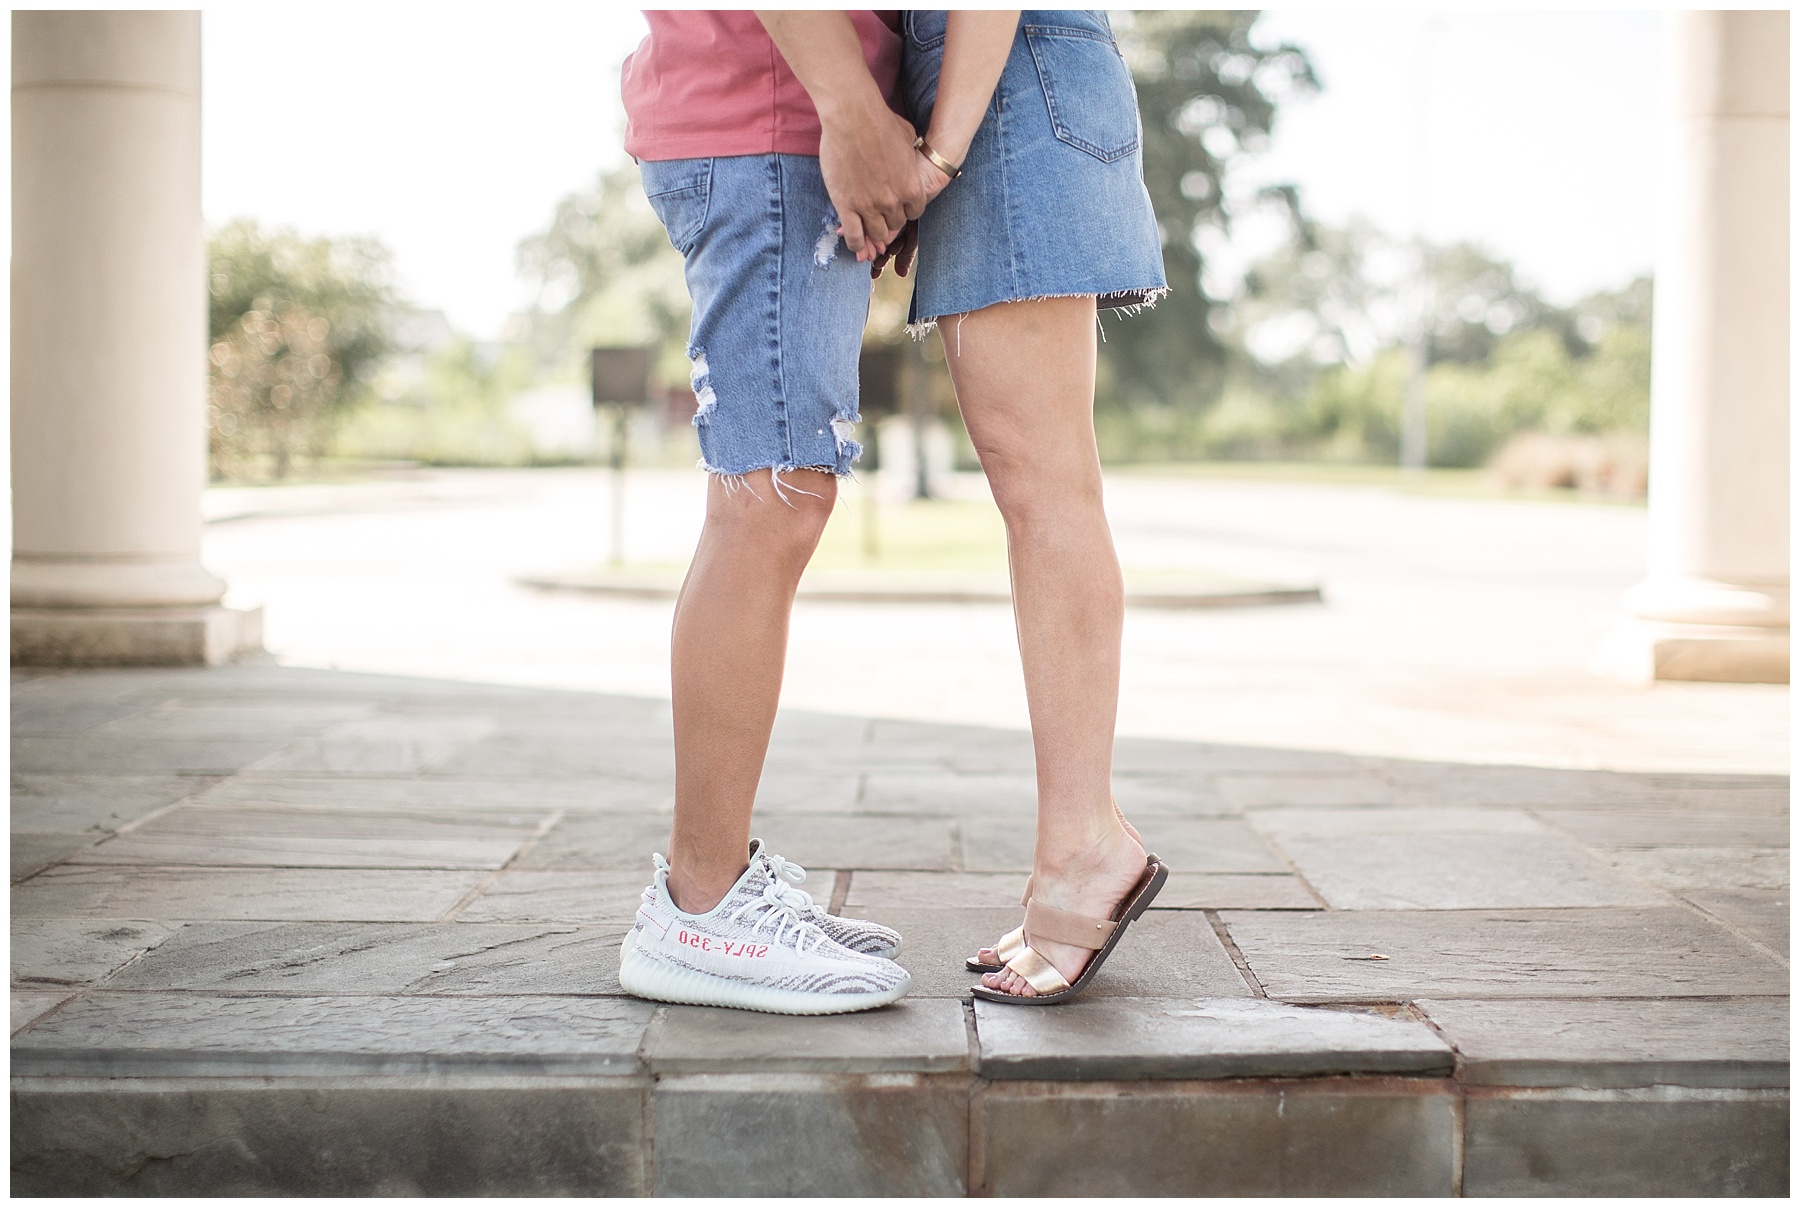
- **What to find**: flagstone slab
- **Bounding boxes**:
[1216,773,1400,809]
[976,997,1452,1080]
[513,814,685,870]
[106,921,627,995]
[860,721,1036,775]
[13,737,295,775]
[253,716,496,774]
[1617,773,1792,813]
[13,919,179,986]
[1538,809,1789,848]
[91,702,374,740]
[862,907,1252,1000]
[1680,886,1788,953]
[10,773,218,832]
[1223,908,1790,1001]
[1606,846,1789,891]
[1110,738,1362,776]
[1272,832,1670,910]
[11,992,653,1076]
[13,866,486,923]
[1250,807,1544,834]
[860,771,1037,815]
[1417,997,1788,1088]
[11,696,156,736]
[960,816,1286,874]
[1373,763,1663,808]
[734,772,862,813]
[429,734,673,779]
[13,832,100,881]
[752,813,958,871]
[189,773,670,813]
[845,870,1035,911]
[455,870,649,924]
[843,869,1316,911]
[1110,776,1238,816]
[1152,872,1321,909]
[70,807,541,870]
[645,999,969,1074]
[12,991,69,1035]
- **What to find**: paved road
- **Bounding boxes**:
[203,466,1785,774]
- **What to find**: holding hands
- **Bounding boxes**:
[756,11,974,273]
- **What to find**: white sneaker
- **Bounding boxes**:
[619,852,910,1015]
[751,839,902,959]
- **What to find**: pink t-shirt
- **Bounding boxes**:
[621,11,902,162]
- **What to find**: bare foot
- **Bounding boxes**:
[976,800,1141,967]
[981,815,1148,997]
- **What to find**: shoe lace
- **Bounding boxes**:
[762,853,820,916]
[726,877,827,956]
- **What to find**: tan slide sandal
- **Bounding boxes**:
[970,855,1168,1005]
[967,802,1147,974]
[964,876,1033,974]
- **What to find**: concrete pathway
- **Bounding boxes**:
[11,661,1788,1195]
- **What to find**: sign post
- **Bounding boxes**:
[591,347,652,566]
[858,345,902,560]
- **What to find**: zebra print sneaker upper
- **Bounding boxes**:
[620,851,910,1007]
[752,840,902,958]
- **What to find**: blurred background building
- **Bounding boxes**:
[11,9,1788,689]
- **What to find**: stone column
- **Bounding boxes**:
[12,11,260,665]
[1618,10,1788,683]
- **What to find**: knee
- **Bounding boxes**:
[975,440,1101,532]
[706,469,837,565]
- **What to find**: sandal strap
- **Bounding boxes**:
[1019,874,1033,908]
[1004,945,1072,996]
[1024,898,1117,950]
[994,924,1027,964]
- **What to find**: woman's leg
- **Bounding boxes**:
[665,467,837,915]
[941,296,1148,995]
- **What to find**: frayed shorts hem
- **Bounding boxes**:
[905,286,1171,340]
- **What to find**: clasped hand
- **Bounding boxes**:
[819,105,954,277]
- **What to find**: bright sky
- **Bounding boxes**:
[201,7,1664,339]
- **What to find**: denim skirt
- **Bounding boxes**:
[902,10,1167,331]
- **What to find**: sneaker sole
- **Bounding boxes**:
[619,940,910,1016]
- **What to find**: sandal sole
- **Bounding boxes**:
[970,856,1168,1006]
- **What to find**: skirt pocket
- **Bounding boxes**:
[1024,24,1140,163]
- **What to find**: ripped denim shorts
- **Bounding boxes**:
[639,154,870,480]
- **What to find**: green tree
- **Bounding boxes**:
[1103,10,1318,412]
[206,220,396,479]
[515,161,691,385]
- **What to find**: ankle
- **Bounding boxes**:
[667,865,743,916]
[1034,814,1138,880]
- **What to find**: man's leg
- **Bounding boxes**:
[941,296,1148,996]
[665,468,837,914]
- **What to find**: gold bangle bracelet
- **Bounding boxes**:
[914,135,962,181]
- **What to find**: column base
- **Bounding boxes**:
[1597,616,1789,684]
[11,604,264,667]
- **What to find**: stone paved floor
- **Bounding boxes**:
[10,663,1789,1195]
